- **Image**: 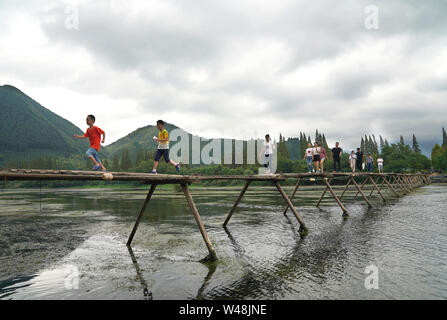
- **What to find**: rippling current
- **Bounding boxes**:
[0,183,446,300]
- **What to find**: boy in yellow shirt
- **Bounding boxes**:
[151,120,180,174]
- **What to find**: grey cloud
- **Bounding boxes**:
[1,0,446,151]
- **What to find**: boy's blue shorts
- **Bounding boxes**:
[154,149,170,163]
[86,147,101,163]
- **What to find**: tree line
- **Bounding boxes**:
[4,129,445,174]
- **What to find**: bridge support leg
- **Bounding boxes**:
[181,183,218,262]
[223,180,251,227]
[396,176,409,194]
[368,176,386,202]
[339,177,352,200]
[369,176,382,197]
[283,178,301,215]
[351,178,373,208]
[354,176,369,200]
[322,178,349,217]
[383,176,400,198]
[316,180,329,208]
[274,181,308,236]
[127,184,157,246]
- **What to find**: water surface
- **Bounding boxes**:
[0,184,446,299]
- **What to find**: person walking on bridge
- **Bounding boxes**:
[349,150,357,173]
[366,154,374,172]
[331,142,343,172]
[319,145,327,173]
[356,148,364,172]
[377,156,384,173]
[313,142,322,173]
[260,134,275,174]
[303,142,314,173]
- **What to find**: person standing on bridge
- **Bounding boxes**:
[303,142,314,173]
[377,156,384,173]
[73,114,107,171]
[319,145,327,173]
[331,142,343,172]
[259,134,275,174]
[151,120,181,174]
[312,142,322,173]
[355,148,364,172]
[366,154,374,172]
[349,150,357,172]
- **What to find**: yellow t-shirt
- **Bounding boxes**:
[158,129,169,149]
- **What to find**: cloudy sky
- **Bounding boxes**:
[1,0,446,153]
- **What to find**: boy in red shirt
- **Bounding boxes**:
[74,115,107,171]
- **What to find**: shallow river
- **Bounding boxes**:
[0,183,446,299]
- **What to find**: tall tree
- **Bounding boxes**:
[412,134,421,154]
[399,136,405,145]
[111,154,120,172]
[135,150,144,167]
[443,127,447,148]
[379,135,385,150]
[278,134,289,158]
[120,148,132,171]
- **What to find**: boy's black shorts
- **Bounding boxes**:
[154,149,170,163]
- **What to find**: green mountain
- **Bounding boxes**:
[0,85,86,164]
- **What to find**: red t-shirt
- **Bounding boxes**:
[83,126,104,151]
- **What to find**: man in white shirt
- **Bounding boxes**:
[377,156,384,173]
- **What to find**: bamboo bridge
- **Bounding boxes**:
[0,169,430,262]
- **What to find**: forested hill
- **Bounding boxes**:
[0,85,86,163]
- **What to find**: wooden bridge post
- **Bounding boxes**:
[354,175,369,200]
[223,180,251,227]
[181,183,218,261]
[322,178,349,217]
[351,177,373,208]
[283,178,301,215]
[368,176,386,202]
[274,181,309,236]
[368,176,381,197]
[316,179,330,208]
[339,177,352,200]
[383,176,400,198]
[395,175,409,193]
[127,184,158,246]
[406,175,415,190]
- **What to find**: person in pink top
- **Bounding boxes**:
[319,145,327,173]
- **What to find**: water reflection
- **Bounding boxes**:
[127,246,152,300]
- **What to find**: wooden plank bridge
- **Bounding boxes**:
[0,169,430,262]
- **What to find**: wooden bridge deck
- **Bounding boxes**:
[0,169,430,262]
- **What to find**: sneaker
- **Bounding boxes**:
[150,170,157,174]
[175,164,181,172]
[92,165,101,171]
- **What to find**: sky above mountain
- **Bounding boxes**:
[0,0,446,152]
